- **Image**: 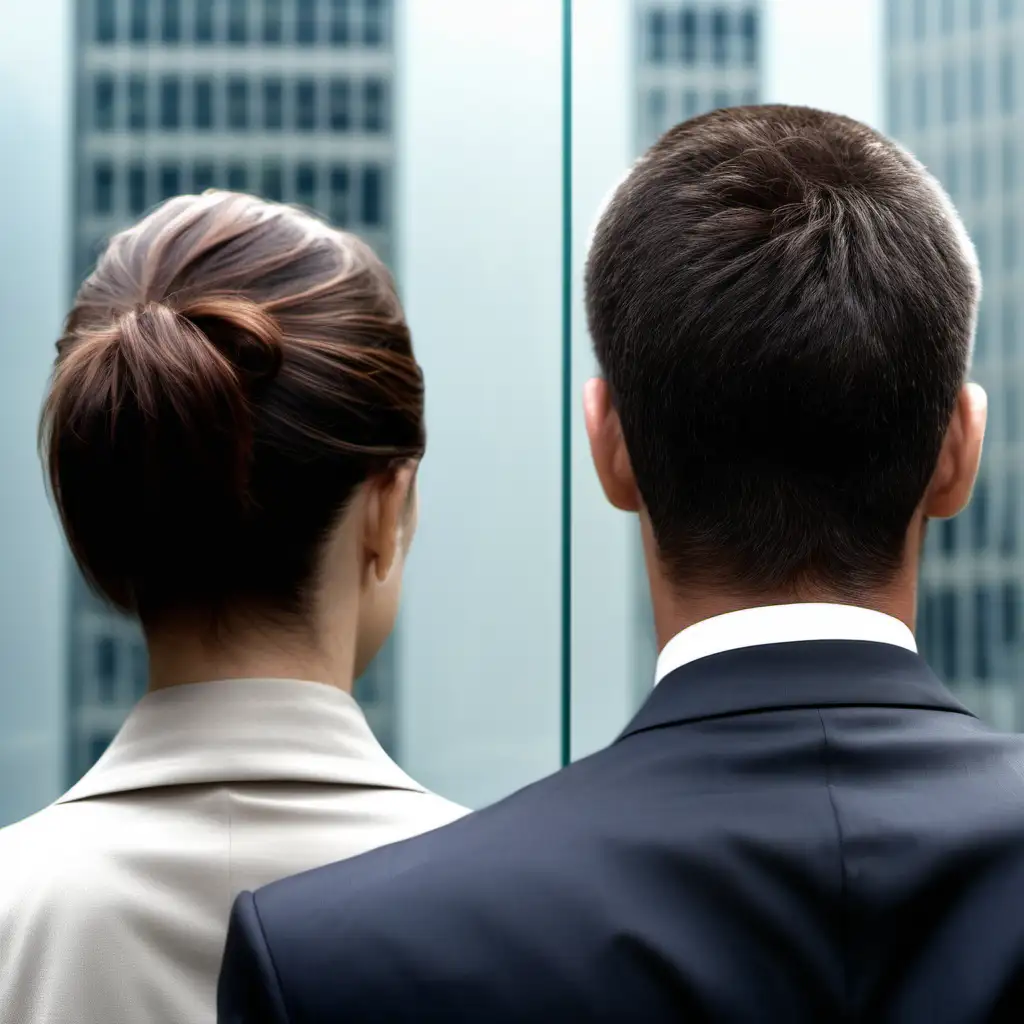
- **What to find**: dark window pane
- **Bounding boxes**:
[194,78,214,130]
[128,163,147,214]
[972,478,990,552]
[740,8,758,65]
[128,75,147,130]
[297,0,318,44]
[974,587,991,680]
[681,9,697,63]
[96,0,117,42]
[329,164,350,224]
[1007,384,1019,442]
[1001,50,1015,113]
[163,0,181,42]
[228,78,250,130]
[331,0,350,43]
[160,76,181,130]
[262,162,284,201]
[228,0,248,43]
[130,0,149,42]
[94,161,115,215]
[1007,299,1019,356]
[94,74,116,131]
[647,9,667,63]
[647,90,666,141]
[96,636,118,703]
[264,78,284,129]
[294,162,318,207]
[940,517,957,556]
[1002,474,1018,556]
[1003,583,1020,644]
[361,165,384,226]
[159,163,181,200]
[943,64,957,122]
[363,0,387,45]
[263,0,284,42]
[195,0,216,42]
[227,163,248,192]
[329,78,351,130]
[193,161,216,192]
[296,79,318,131]
[89,733,115,767]
[363,77,387,132]
[939,589,958,680]
[711,9,729,64]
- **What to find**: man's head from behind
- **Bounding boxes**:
[585,104,985,603]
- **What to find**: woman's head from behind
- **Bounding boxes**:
[42,191,423,684]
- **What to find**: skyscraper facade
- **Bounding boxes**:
[886,0,1024,728]
[68,0,398,782]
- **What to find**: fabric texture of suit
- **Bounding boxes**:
[220,641,1024,1023]
[0,678,465,1024]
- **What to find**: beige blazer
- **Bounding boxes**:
[0,679,466,1024]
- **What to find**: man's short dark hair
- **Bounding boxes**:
[586,104,979,594]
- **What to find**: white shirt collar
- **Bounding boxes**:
[655,603,918,685]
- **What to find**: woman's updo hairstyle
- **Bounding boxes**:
[40,191,424,623]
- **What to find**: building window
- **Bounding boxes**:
[740,8,758,65]
[683,89,700,119]
[970,56,985,117]
[1003,583,1020,645]
[264,78,284,130]
[262,162,284,201]
[942,0,956,31]
[942,64,958,122]
[295,162,318,208]
[130,0,149,42]
[228,0,248,43]
[329,78,351,131]
[913,0,928,37]
[913,71,928,128]
[713,90,731,111]
[128,74,147,131]
[94,74,116,132]
[195,0,216,42]
[263,0,284,43]
[96,636,118,703]
[193,161,216,193]
[647,89,667,141]
[331,0,350,43]
[972,477,990,552]
[228,78,250,130]
[681,9,697,64]
[741,88,757,106]
[971,0,984,27]
[363,0,387,45]
[162,0,182,43]
[297,0,318,44]
[1005,216,1018,271]
[159,163,181,201]
[887,72,901,133]
[361,165,384,226]
[1001,51,1015,113]
[330,165,350,224]
[96,0,117,42]
[1005,297,1019,357]
[940,517,957,557]
[974,588,991,681]
[939,589,958,680]
[194,78,214,130]
[128,162,147,214]
[363,78,388,132]
[160,76,181,130]
[944,150,961,197]
[227,163,248,192]
[296,79,318,131]
[647,9,667,63]
[711,9,729,64]
[1008,384,1020,441]
[94,161,115,215]
[972,145,987,200]
[1004,136,1018,189]
[1002,475,1018,556]
[976,291,990,356]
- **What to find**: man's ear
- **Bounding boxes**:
[583,378,642,512]
[923,382,988,520]
[362,464,417,583]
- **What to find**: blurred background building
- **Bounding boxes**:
[886,0,1024,728]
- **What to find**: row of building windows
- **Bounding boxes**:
[644,5,758,66]
[889,55,1018,132]
[93,0,389,48]
[889,0,1018,44]
[645,86,759,141]
[88,158,388,228]
[936,138,1020,201]
[918,581,1021,683]
[90,73,389,134]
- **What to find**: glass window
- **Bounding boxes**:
[263,0,284,43]
[974,587,991,680]
[227,78,250,130]
[1003,582,1020,644]
[294,162,318,208]
[96,0,117,42]
[970,56,985,116]
[711,9,729,65]
[740,8,758,65]
[159,164,181,201]
[93,74,116,132]
[128,74,147,131]
[96,637,118,703]
[972,477,990,552]
[647,90,666,141]
[913,71,928,128]
[264,78,284,130]
[971,0,985,27]
[329,78,351,131]
[162,0,182,43]
[942,0,956,31]
[130,0,149,42]
[296,79,318,131]
[914,0,928,37]
[128,162,147,214]
[297,0,318,44]
[226,163,249,192]
[1001,50,1016,113]
[1004,297,1018,356]
[261,161,284,201]
[331,0,350,44]
[363,0,387,45]
[94,161,115,215]
[1008,384,1020,440]
[329,164,350,225]
[195,0,216,42]
[944,150,961,197]
[160,76,181,130]
[1004,136,1018,189]
[713,89,731,110]
[680,9,697,64]
[361,165,384,226]
[228,0,248,43]
[193,161,216,193]
[941,517,958,556]
[647,9,667,63]
[976,291,990,356]
[942,64,958,122]
[1005,216,1018,271]
[194,78,215,131]
[683,88,700,120]
[1002,475,1018,555]
[939,589,958,679]
[972,145,987,199]
[363,78,388,132]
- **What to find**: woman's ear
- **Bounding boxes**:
[584,378,642,512]
[362,463,418,584]
[923,382,988,520]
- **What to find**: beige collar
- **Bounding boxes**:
[58,678,424,803]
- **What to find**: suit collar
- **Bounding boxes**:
[58,678,425,803]
[622,640,975,741]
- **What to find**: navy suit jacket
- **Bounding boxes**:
[218,641,1024,1022]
